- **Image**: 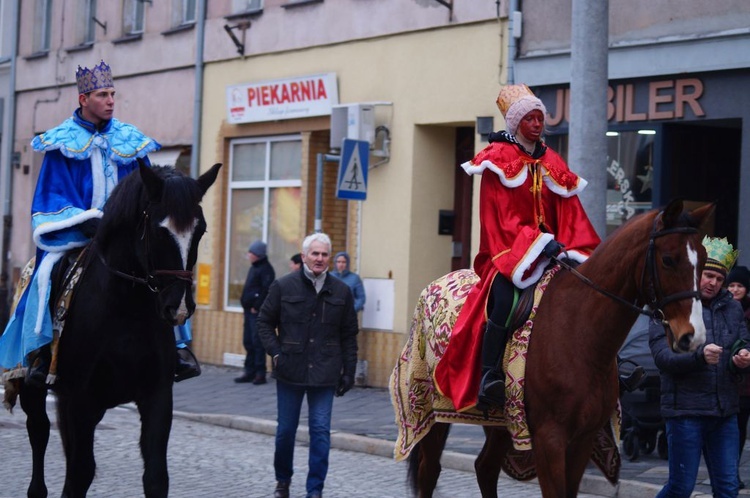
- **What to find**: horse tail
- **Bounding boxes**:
[3,378,20,412]
[406,423,451,497]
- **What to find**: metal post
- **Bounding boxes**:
[314,153,340,233]
[190,0,207,179]
[0,0,19,329]
[569,0,609,237]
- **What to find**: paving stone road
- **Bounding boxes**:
[0,392,605,498]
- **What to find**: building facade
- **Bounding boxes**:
[7,1,512,388]
[514,0,750,255]
[13,1,747,389]
[194,1,506,387]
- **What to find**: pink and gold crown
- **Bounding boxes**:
[75,60,114,94]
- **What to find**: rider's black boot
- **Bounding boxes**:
[25,345,52,388]
[175,346,201,383]
[477,319,509,410]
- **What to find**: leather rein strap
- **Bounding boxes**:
[554,222,699,326]
[94,209,193,293]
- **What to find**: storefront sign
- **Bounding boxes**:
[545,77,706,126]
[226,73,339,124]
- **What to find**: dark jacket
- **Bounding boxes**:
[240,256,275,313]
[257,269,359,386]
[650,288,750,418]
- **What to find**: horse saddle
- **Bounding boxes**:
[507,286,536,334]
[507,259,579,334]
[50,246,90,332]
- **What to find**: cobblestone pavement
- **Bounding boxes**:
[0,394,601,497]
[5,364,750,497]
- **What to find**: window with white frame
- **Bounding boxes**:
[182,0,196,24]
[169,0,195,27]
[32,0,52,53]
[81,0,97,45]
[123,0,145,35]
[225,136,302,310]
[232,0,262,14]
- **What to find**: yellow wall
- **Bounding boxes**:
[194,20,506,387]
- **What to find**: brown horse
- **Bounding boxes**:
[391,199,714,498]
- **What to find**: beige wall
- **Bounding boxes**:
[196,20,506,386]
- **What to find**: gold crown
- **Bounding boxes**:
[496,84,536,117]
[702,236,739,274]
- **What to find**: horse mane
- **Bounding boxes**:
[98,166,203,244]
[594,202,700,255]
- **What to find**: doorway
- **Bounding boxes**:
[452,127,475,271]
[660,120,741,243]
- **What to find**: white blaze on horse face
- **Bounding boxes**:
[160,216,199,318]
[687,241,706,348]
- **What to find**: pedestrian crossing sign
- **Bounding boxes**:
[336,139,369,201]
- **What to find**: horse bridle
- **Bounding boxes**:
[555,217,699,327]
[95,208,194,293]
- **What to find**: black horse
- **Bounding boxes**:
[7,161,221,498]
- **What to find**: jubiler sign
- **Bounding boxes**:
[226,73,339,124]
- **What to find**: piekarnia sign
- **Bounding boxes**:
[226,73,339,124]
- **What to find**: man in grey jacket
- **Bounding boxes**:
[650,236,750,498]
[258,232,358,498]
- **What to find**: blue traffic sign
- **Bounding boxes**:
[337,139,369,201]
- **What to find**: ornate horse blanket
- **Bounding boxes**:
[389,267,621,483]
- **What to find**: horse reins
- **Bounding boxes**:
[554,219,699,328]
[95,209,194,293]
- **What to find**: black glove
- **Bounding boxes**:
[79,218,101,238]
[335,375,354,397]
[542,239,564,259]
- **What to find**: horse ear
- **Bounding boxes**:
[658,198,684,228]
[197,163,222,197]
[138,159,164,203]
[687,202,716,233]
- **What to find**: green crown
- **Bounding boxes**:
[702,236,739,272]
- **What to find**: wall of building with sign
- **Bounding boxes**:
[191,20,504,387]
[532,70,750,259]
[513,1,750,263]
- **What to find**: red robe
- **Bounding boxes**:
[433,140,601,412]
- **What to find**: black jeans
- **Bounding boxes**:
[242,311,266,376]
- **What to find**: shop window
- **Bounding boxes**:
[32,0,52,53]
[606,130,655,235]
[225,136,302,310]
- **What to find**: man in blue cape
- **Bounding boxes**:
[0,60,200,386]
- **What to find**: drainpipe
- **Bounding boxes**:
[0,0,19,327]
[190,0,207,179]
[507,0,519,84]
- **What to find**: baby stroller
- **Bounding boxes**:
[617,315,668,462]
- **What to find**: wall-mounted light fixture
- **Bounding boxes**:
[476,116,494,142]
[224,20,252,57]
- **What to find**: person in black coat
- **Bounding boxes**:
[235,240,275,384]
[650,237,750,498]
[257,232,358,498]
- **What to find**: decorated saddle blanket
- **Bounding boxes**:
[389,266,621,483]
[1,248,88,387]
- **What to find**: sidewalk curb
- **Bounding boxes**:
[172,410,664,497]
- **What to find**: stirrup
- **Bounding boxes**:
[477,372,506,410]
[175,347,201,383]
[25,348,51,389]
